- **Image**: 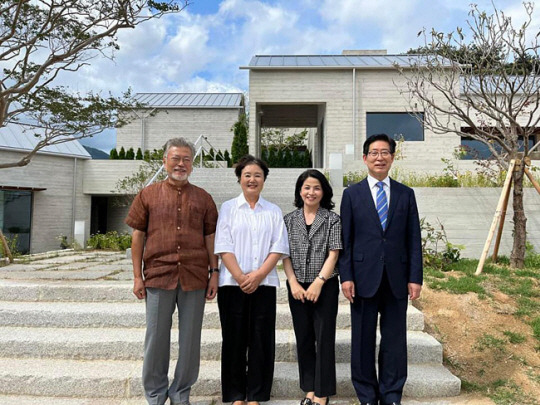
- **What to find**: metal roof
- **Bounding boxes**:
[0,123,91,159]
[242,54,455,69]
[134,93,244,108]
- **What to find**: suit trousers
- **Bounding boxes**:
[218,285,277,402]
[143,285,206,405]
[287,277,339,397]
[350,270,408,405]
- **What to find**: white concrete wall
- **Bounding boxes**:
[116,108,242,154]
[414,187,540,259]
[83,160,146,195]
[1,150,91,253]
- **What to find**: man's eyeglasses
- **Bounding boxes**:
[168,156,192,164]
[367,150,392,158]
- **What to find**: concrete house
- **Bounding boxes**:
[0,124,91,254]
[242,50,539,174]
[116,92,245,155]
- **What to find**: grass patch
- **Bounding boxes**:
[515,269,540,279]
[428,274,486,295]
[475,333,507,352]
[424,266,446,279]
[530,317,540,343]
[515,297,540,317]
[499,279,538,298]
[488,379,537,405]
[460,379,482,392]
[502,330,527,344]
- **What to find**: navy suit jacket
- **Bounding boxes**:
[338,178,423,299]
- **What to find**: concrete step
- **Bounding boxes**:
[0,397,482,405]
[0,301,425,331]
[0,358,461,399]
[0,327,441,364]
[0,280,355,304]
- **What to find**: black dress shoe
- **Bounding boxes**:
[300,398,313,405]
[359,402,377,405]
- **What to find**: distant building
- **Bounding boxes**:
[116,92,245,154]
[0,123,91,254]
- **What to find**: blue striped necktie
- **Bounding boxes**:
[376,181,388,231]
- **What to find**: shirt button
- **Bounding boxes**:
[177,246,180,250]
[177,226,180,230]
[178,262,181,265]
[178,208,181,211]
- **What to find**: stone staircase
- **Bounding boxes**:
[0,251,461,404]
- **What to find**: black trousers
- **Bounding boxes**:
[350,270,408,405]
[287,277,339,397]
[218,285,276,402]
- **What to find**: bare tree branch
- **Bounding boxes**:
[0,0,189,169]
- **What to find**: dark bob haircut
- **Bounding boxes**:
[363,133,397,155]
[294,169,335,210]
[234,155,269,181]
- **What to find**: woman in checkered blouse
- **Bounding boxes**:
[283,169,343,405]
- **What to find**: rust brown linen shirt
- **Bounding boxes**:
[125,180,218,291]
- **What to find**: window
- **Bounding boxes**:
[366,112,424,141]
[460,133,535,160]
[0,190,32,254]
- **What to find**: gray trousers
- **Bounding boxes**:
[143,285,206,405]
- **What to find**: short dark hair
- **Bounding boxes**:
[293,169,335,210]
[363,134,396,155]
[234,155,269,181]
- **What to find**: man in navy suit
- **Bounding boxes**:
[339,134,423,405]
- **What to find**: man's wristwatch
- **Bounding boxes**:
[209,268,220,274]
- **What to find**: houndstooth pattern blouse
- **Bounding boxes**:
[283,207,342,283]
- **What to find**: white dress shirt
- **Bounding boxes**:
[367,175,391,207]
[215,193,290,287]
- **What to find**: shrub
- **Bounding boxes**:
[118,147,126,159]
[136,148,143,160]
[421,218,464,271]
[87,231,132,251]
[109,148,119,159]
[231,114,249,163]
[223,150,231,167]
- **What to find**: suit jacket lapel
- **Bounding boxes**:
[386,178,402,229]
[292,208,308,239]
[308,208,327,239]
[358,179,383,232]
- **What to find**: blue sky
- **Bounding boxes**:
[75,0,537,151]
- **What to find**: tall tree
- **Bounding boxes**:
[0,0,188,169]
[231,113,249,164]
[396,2,540,268]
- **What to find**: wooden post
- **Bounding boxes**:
[524,167,540,194]
[475,159,516,276]
[491,177,512,263]
[0,229,13,264]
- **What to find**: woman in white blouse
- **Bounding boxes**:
[214,155,289,405]
[283,169,342,405]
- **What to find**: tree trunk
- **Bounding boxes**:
[510,164,527,268]
[0,229,13,263]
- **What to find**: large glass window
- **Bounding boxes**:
[0,190,32,254]
[366,112,424,141]
[460,135,535,160]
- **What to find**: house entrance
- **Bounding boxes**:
[255,103,326,168]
